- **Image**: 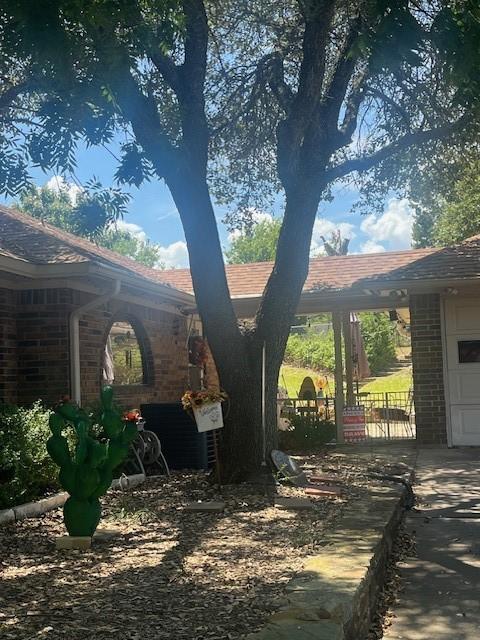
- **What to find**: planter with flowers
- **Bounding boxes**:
[182,389,228,432]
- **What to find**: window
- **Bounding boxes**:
[458,340,480,363]
[103,321,145,385]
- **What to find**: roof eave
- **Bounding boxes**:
[359,275,480,292]
[0,254,196,310]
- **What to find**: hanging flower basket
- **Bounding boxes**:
[182,390,227,433]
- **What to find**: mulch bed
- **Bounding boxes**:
[0,452,392,640]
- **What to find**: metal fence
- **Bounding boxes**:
[278,390,415,441]
[353,390,415,440]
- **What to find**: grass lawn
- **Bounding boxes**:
[279,364,334,396]
[360,367,413,393]
[280,363,412,397]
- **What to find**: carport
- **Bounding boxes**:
[160,236,480,447]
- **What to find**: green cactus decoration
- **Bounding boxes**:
[47,386,138,537]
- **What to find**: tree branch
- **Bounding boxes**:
[366,86,412,128]
[108,64,180,179]
[276,0,336,187]
[182,0,208,82]
[322,11,362,130]
[265,53,295,113]
[174,0,209,171]
[337,66,369,144]
[150,49,183,94]
[326,118,468,181]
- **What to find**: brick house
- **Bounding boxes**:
[2,204,480,447]
[0,205,209,410]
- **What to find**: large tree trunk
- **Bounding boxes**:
[166,169,322,481]
[212,332,285,481]
[166,170,282,480]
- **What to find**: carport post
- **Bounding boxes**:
[332,311,345,444]
[342,311,355,406]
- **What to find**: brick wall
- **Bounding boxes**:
[410,293,447,444]
[16,288,73,405]
[79,294,190,409]
[0,288,17,403]
[0,286,191,409]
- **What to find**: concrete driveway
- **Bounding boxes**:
[384,448,480,640]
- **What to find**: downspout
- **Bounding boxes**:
[69,279,121,406]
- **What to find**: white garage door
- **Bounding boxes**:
[445,298,480,445]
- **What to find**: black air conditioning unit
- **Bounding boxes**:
[140,402,215,470]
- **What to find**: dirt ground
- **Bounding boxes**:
[0,452,391,640]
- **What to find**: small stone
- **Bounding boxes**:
[274,497,313,510]
[55,536,92,550]
[93,527,122,541]
[0,508,15,526]
[38,627,54,635]
[309,475,340,484]
[305,485,342,497]
[184,501,225,513]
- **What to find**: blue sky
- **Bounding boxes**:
[7,141,414,268]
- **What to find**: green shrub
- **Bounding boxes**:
[284,313,397,376]
[359,312,396,374]
[0,402,58,509]
[284,330,336,372]
[279,414,336,452]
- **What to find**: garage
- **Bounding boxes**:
[444,297,480,445]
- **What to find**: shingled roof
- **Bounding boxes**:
[3,204,479,303]
[159,247,439,297]
[361,236,480,286]
[0,205,188,297]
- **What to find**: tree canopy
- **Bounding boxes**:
[1,0,480,478]
[413,159,480,247]
[0,2,479,206]
[97,227,165,268]
[16,183,164,268]
[225,218,282,264]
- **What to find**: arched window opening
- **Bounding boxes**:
[103,321,145,385]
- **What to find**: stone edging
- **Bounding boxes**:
[245,480,411,640]
[0,473,146,527]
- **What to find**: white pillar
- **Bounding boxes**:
[343,311,354,406]
[332,311,345,444]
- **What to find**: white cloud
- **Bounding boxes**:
[157,241,189,269]
[310,217,356,255]
[228,228,242,241]
[115,219,148,242]
[251,210,274,224]
[114,219,189,269]
[157,210,176,222]
[360,240,386,254]
[360,198,413,250]
[45,175,82,204]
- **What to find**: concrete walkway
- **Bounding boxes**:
[384,448,480,640]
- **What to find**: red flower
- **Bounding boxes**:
[124,409,141,422]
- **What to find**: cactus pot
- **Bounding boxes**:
[64,496,101,537]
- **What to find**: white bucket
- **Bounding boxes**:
[192,401,224,433]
